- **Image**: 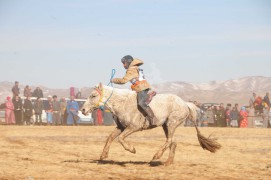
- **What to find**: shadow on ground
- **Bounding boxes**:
[62,159,164,167]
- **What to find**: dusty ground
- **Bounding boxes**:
[0,126,270,180]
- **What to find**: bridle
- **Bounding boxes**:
[93,86,113,113]
[92,69,116,112]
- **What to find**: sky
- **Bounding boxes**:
[0,0,271,88]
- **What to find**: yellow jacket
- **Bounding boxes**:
[112,59,151,92]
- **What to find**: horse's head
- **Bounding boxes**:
[81,83,104,116]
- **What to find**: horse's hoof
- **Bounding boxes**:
[100,154,108,160]
[152,155,159,161]
[164,159,173,166]
[164,161,172,166]
[131,148,136,154]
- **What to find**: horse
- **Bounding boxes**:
[81,83,221,166]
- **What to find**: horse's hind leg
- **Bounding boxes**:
[164,142,177,166]
[118,128,137,154]
[152,123,175,161]
[100,127,122,160]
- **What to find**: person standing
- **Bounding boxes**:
[216,105,226,127]
[23,96,33,125]
[12,95,23,125]
[5,96,15,125]
[268,108,271,128]
[66,96,79,125]
[225,106,231,127]
[33,97,44,125]
[12,81,20,98]
[240,107,248,128]
[262,106,270,128]
[206,106,215,127]
[249,92,257,108]
[247,106,255,128]
[44,95,53,125]
[60,97,67,125]
[200,110,208,127]
[263,92,270,107]
[52,95,61,125]
[32,87,44,98]
[76,89,82,99]
[230,107,239,128]
[254,96,263,115]
[24,85,32,97]
[213,106,218,127]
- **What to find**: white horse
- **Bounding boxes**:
[82,83,221,166]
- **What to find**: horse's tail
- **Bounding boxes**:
[186,102,222,153]
[186,102,198,122]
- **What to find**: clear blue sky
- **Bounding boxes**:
[0,0,271,88]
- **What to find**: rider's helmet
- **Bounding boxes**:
[121,55,133,69]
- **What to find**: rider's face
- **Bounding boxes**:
[123,62,128,69]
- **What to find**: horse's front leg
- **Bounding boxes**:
[118,128,137,154]
[100,127,122,160]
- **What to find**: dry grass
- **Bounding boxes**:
[0,126,270,179]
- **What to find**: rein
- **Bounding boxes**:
[95,69,116,111]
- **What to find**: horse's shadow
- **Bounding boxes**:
[62,159,163,167]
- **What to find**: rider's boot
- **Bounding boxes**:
[144,107,158,128]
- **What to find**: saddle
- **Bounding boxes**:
[146,90,157,105]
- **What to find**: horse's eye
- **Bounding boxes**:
[91,95,97,98]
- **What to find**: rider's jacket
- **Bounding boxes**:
[112,59,151,92]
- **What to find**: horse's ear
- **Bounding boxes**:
[98,82,103,90]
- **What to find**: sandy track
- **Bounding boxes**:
[0,126,270,179]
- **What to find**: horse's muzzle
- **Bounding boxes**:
[81,108,86,115]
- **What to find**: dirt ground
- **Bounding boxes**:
[0,126,270,180]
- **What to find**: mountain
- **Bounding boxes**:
[0,76,270,106]
[152,76,271,105]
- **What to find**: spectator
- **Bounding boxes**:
[249,92,256,108]
[60,97,67,125]
[33,97,44,125]
[44,95,53,125]
[52,95,61,125]
[234,103,239,111]
[268,107,271,128]
[262,106,270,128]
[254,96,263,115]
[263,92,270,107]
[206,106,215,127]
[76,89,82,99]
[24,85,32,97]
[5,96,15,125]
[70,87,75,97]
[66,96,79,126]
[247,107,255,128]
[12,95,23,125]
[32,87,44,98]
[12,81,20,98]
[216,104,226,127]
[213,106,218,127]
[225,106,231,127]
[230,107,239,128]
[23,96,33,125]
[239,107,248,128]
[200,108,208,127]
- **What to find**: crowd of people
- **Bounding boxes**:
[188,92,271,128]
[2,81,271,128]
[4,81,80,126]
